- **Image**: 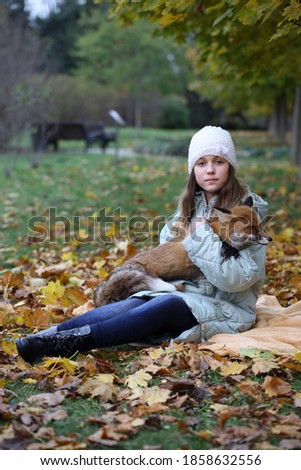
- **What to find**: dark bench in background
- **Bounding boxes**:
[32,122,117,152]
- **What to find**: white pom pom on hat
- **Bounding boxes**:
[188,126,237,174]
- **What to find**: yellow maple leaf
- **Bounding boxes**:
[125,369,152,389]
[98,268,110,279]
[96,373,115,384]
[219,362,249,376]
[42,357,79,375]
[165,341,184,354]
[140,387,171,406]
[93,259,106,270]
[91,382,115,401]
[41,280,65,305]
[2,339,17,355]
[148,347,166,360]
[14,314,25,326]
[61,251,77,261]
[252,359,279,375]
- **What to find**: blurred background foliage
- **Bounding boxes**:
[0,0,300,170]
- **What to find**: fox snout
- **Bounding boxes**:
[256,231,273,245]
[229,225,273,249]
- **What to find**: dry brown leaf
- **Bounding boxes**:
[88,426,127,446]
[43,407,68,424]
[271,424,301,438]
[294,393,301,408]
[263,376,292,397]
[72,300,95,317]
[78,374,117,401]
[27,390,67,407]
[35,260,73,278]
[23,307,52,328]
[252,359,279,375]
[237,380,263,402]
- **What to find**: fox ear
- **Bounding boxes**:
[243,196,253,207]
[211,207,232,223]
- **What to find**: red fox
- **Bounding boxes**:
[94,196,272,306]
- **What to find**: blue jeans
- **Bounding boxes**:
[57,295,198,349]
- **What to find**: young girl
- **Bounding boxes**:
[17,126,269,363]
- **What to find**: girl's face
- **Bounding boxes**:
[194,155,230,201]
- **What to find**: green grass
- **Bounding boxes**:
[5,365,300,450]
[1,127,300,269]
[1,128,301,450]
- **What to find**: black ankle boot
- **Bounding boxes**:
[16,325,93,364]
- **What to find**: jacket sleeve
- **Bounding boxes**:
[182,223,266,293]
[159,212,182,244]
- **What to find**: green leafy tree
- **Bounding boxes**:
[105,0,301,168]
[74,13,193,128]
[33,0,99,73]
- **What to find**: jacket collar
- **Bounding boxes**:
[196,190,218,209]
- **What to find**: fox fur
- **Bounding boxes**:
[94,196,272,306]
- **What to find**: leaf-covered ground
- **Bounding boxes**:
[1,130,301,450]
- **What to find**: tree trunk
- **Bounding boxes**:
[291,85,301,177]
[268,92,287,143]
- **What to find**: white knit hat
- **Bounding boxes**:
[188,126,237,174]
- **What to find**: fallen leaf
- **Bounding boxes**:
[294,393,301,408]
[263,376,292,397]
[35,260,73,278]
[125,369,152,389]
[72,300,94,317]
[41,280,65,305]
[88,426,127,446]
[241,348,279,375]
[43,407,68,424]
[148,347,166,360]
[237,380,263,401]
[2,339,17,356]
[27,390,67,407]
[78,375,117,401]
[219,361,249,376]
[42,357,79,376]
[140,387,171,406]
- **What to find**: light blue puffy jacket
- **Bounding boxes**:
[134,191,269,342]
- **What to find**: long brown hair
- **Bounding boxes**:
[177,165,248,230]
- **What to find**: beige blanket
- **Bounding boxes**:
[200,295,301,356]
